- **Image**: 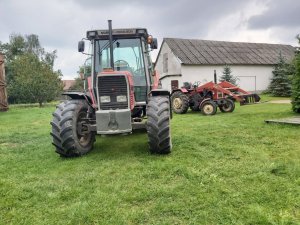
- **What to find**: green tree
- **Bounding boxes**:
[267,53,293,97]
[219,65,238,85]
[8,53,62,106]
[0,33,62,105]
[0,33,57,84]
[292,36,300,113]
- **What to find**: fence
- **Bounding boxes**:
[0,53,8,111]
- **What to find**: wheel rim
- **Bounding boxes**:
[173,98,183,109]
[76,111,91,147]
[223,104,231,111]
[203,104,214,114]
[222,101,232,112]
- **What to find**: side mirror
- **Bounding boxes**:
[78,41,85,52]
[150,38,158,49]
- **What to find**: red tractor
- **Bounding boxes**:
[50,20,172,157]
[171,80,260,115]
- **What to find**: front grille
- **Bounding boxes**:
[97,75,128,110]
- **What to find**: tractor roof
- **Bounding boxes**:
[86,28,149,40]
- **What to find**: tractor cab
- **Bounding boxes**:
[79,26,158,104]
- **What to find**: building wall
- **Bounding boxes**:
[160,64,273,93]
[155,42,181,79]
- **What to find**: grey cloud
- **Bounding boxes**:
[248,0,300,29]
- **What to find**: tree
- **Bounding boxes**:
[267,53,293,97]
[0,33,62,105]
[8,53,62,106]
[219,64,238,85]
[292,35,300,113]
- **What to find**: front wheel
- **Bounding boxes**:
[219,99,235,113]
[50,100,96,157]
[200,100,217,116]
[146,96,172,154]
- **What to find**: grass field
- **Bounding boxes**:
[0,97,299,225]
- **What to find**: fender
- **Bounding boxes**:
[149,88,170,97]
[171,88,189,95]
[62,92,95,108]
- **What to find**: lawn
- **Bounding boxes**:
[0,99,299,225]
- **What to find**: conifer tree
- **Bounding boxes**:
[219,64,238,86]
[292,36,300,113]
[268,53,292,97]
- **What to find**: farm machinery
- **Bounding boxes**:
[50,20,172,157]
[171,80,260,115]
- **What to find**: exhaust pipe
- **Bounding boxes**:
[108,20,114,69]
[214,70,217,84]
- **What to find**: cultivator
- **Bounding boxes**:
[171,80,260,115]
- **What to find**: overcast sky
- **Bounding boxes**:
[0,0,299,79]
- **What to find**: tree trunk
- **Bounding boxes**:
[0,54,9,112]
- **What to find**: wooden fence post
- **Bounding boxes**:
[0,53,9,111]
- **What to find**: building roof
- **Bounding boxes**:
[62,80,76,90]
[163,38,295,65]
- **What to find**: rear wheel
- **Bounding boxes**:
[147,96,172,154]
[50,100,96,157]
[219,99,235,113]
[200,100,217,116]
[171,91,189,114]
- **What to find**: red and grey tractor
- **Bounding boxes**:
[171,80,260,115]
[50,20,172,157]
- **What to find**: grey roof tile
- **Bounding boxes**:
[164,38,295,65]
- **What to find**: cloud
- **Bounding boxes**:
[0,0,299,79]
[248,0,300,29]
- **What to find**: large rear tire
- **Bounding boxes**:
[171,91,189,114]
[50,100,96,157]
[147,96,172,154]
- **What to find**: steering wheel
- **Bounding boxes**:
[114,60,130,67]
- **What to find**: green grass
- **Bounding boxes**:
[0,100,299,225]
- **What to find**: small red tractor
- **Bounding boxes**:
[171,80,260,115]
[50,20,172,157]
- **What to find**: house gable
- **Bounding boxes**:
[155,41,182,80]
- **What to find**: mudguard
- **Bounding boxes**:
[62,92,94,107]
[150,88,170,96]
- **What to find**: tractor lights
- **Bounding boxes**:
[117,95,127,102]
[87,31,97,39]
[100,96,111,103]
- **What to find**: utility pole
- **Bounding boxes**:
[0,53,8,111]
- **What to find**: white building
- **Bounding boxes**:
[155,38,295,92]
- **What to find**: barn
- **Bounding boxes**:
[155,38,295,92]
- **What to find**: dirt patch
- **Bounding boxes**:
[268,100,291,104]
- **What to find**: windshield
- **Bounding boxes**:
[95,38,147,102]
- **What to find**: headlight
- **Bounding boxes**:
[100,96,110,103]
[117,95,127,102]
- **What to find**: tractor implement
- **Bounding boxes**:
[171,80,260,116]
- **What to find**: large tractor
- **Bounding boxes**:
[50,20,172,157]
